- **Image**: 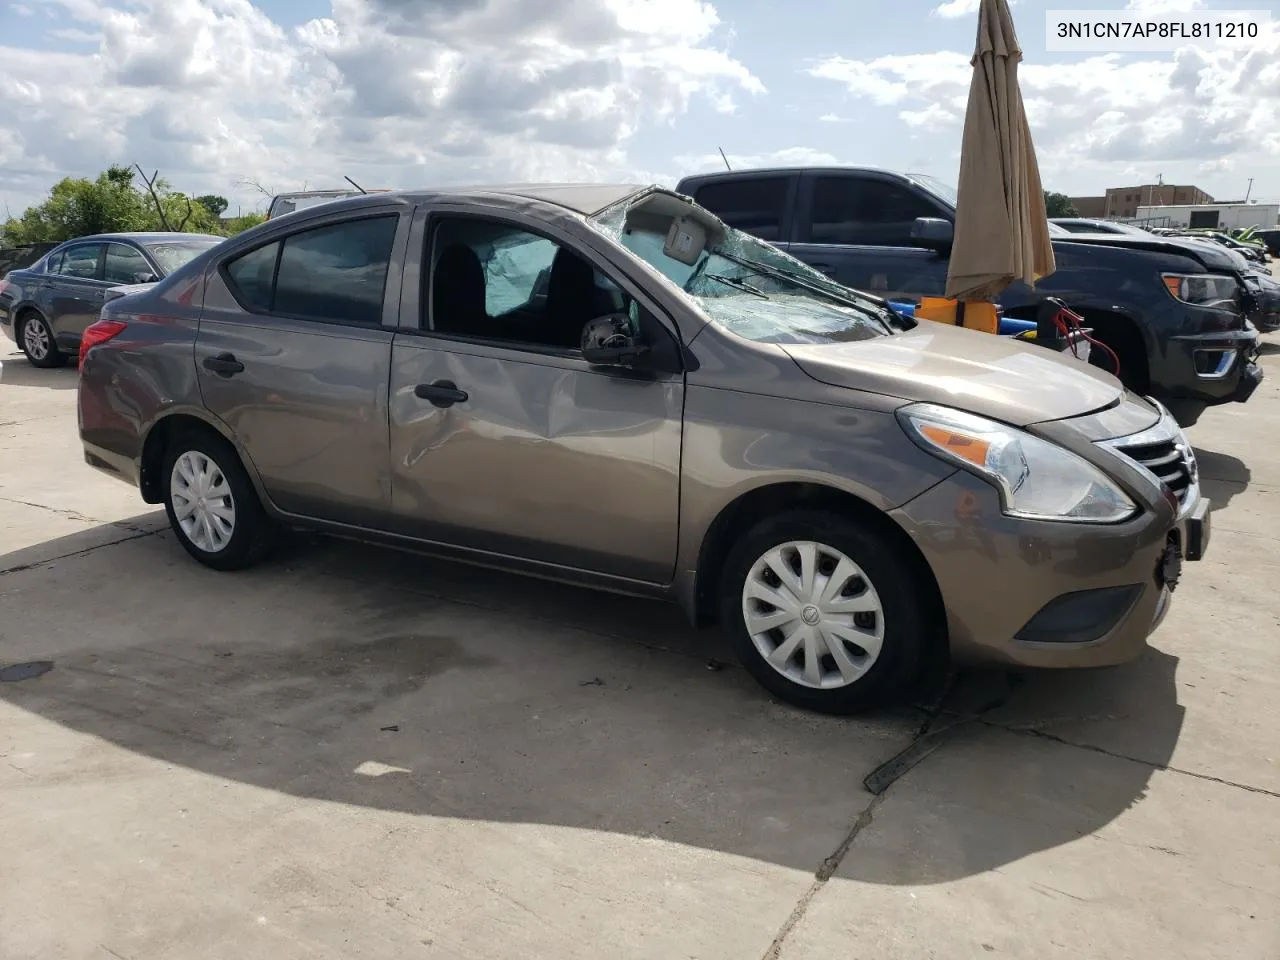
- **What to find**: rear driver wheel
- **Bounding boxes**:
[162,429,275,570]
[18,313,67,368]
[719,509,935,714]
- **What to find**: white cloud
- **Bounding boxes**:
[807,24,1280,195]
[933,0,981,19]
[933,0,1019,19]
[1124,0,1205,12]
[0,0,763,214]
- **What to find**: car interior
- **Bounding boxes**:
[428,219,626,351]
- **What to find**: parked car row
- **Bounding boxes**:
[1051,217,1280,334]
[0,233,224,367]
[12,182,1208,716]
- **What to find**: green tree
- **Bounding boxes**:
[196,194,229,217]
[1043,191,1078,218]
[1,169,153,245]
[1,168,255,246]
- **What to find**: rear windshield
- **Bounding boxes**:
[144,238,223,275]
[268,193,359,219]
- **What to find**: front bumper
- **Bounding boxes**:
[1164,327,1261,407]
[892,407,1209,670]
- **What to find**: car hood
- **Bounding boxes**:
[782,323,1124,427]
[1054,232,1240,272]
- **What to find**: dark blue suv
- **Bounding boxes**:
[676,167,1264,427]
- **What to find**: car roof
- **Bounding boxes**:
[55,232,224,244]
[308,183,651,218]
[675,165,904,183]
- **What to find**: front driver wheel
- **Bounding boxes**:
[19,313,67,368]
[720,509,935,715]
[162,429,275,571]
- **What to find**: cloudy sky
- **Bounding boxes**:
[0,0,1276,217]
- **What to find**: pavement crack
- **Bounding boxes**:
[0,496,99,523]
[760,794,886,960]
[0,527,162,576]
[979,719,1280,799]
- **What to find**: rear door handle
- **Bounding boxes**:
[415,379,468,408]
[203,352,245,377]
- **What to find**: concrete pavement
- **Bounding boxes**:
[1,340,1277,959]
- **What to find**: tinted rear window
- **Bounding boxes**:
[223,215,398,325]
[692,178,790,241]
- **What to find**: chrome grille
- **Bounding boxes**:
[1115,437,1194,504]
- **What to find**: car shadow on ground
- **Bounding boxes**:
[0,353,78,390]
[1193,447,1251,509]
[0,518,1183,883]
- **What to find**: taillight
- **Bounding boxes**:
[78,319,127,367]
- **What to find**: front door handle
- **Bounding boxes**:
[203,352,245,377]
[415,379,468,408]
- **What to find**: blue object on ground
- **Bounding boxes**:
[998,317,1037,335]
[887,300,916,318]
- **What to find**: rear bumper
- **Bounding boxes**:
[82,441,142,489]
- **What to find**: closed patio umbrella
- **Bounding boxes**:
[944,0,1056,302]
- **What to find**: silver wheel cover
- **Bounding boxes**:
[741,540,885,690]
[170,451,236,553]
[22,318,50,360]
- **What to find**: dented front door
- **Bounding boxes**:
[386,338,683,584]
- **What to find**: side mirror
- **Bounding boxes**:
[911,217,954,252]
[581,313,649,367]
[132,271,159,284]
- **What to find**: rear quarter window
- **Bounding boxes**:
[225,243,278,312]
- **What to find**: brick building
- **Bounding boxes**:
[1068,184,1213,220]
[1104,184,1213,219]
[1068,195,1107,218]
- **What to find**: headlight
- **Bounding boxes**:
[1162,273,1237,307]
[898,404,1137,523]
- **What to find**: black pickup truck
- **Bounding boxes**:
[674,167,1264,426]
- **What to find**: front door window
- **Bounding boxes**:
[104,244,153,285]
[427,218,631,351]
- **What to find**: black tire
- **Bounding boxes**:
[719,509,937,715]
[17,312,67,368]
[161,428,276,571]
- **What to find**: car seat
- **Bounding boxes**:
[433,244,489,335]
[543,247,600,348]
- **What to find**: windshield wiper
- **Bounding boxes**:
[705,273,769,299]
[713,250,895,332]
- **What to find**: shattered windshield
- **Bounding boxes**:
[590,197,895,345]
